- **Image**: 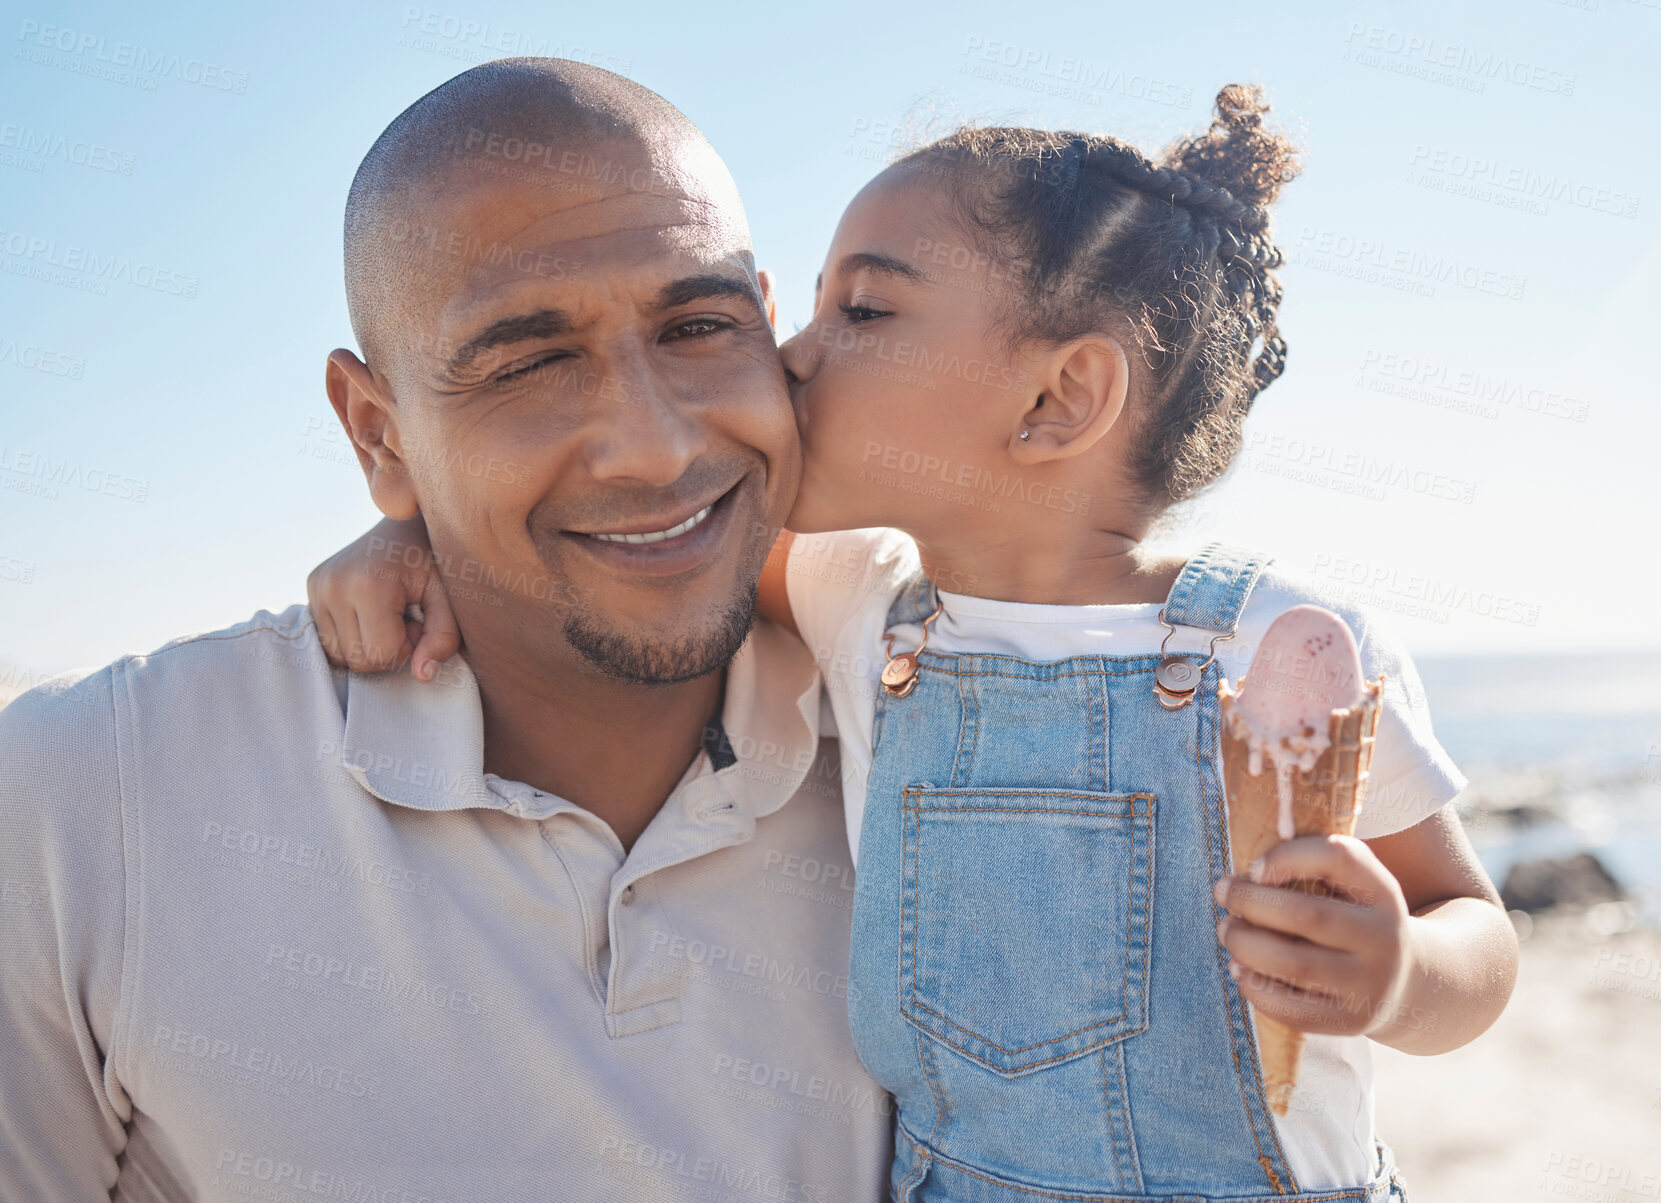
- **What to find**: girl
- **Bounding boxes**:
[309,86,1516,1201]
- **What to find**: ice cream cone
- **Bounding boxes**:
[1219,675,1383,1114]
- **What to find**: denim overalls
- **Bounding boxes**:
[848,544,1406,1202]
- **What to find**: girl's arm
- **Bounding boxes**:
[307,522,798,679]
[756,529,799,637]
[305,514,459,681]
[1363,812,1520,1052]
[1215,807,1519,1055]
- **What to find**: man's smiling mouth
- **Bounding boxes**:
[553,478,748,577]
[584,503,714,545]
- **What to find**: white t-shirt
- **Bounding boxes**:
[785,527,1467,1190]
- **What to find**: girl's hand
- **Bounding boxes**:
[305,515,460,682]
[1213,834,1414,1038]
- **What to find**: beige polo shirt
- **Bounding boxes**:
[0,605,891,1201]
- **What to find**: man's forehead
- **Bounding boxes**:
[428,196,752,332]
[426,179,727,247]
[440,256,753,347]
[379,164,723,305]
[366,124,755,371]
[432,123,741,229]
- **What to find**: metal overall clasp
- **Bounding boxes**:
[1153,608,1234,711]
[880,597,946,699]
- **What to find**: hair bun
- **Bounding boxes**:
[1163,84,1300,214]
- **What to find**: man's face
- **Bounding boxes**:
[352,135,799,684]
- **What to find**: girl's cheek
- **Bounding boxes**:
[823,403,871,467]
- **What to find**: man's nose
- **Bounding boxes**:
[582,355,707,488]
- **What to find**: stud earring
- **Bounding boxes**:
[1019,429,1031,441]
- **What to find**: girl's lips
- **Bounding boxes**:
[560,480,744,578]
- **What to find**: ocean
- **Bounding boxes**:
[1416,652,1661,924]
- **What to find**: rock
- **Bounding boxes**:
[1492,803,1558,830]
[1500,852,1625,915]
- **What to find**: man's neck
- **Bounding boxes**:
[463,638,725,854]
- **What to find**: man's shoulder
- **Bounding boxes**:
[0,660,120,782]
[123,601,324,673]
[0,604,337,766]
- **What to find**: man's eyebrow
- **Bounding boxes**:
[445,309,571,375]
[834,252,927,284]
[652,273,764,314]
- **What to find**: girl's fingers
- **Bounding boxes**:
[340,611,386,675]
[1219,914,1355,995]
[404,618,428,672]
[411,578,460,682]
[1249,835,1398,909]
[1229,965,1367,1036]
[355,594,413,672]
[1215,878,1377,950]
[311,606,347,670]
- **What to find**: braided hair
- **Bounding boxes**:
[896,85,1300,506]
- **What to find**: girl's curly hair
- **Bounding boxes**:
[898,84,1301,506]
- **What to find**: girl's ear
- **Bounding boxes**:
[1009,335,1130,464]
[325,349,420,520]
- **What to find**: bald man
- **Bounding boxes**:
[0,60,891,1200]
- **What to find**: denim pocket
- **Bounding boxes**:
[898,786,1156,1075]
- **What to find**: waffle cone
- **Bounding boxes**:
[1218,675,1384,1115]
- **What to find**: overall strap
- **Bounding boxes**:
[1169,541,1298,1196]
[883,571,939,630]
[1159,542,1274,641]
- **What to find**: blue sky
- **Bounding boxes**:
[2,0,1655,675]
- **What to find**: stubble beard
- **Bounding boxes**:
[563,584,758,686]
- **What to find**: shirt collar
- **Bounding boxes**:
[337,619,821,824]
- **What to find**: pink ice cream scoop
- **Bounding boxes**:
[1218,603,1382,1115]
[1229,605,1367,841]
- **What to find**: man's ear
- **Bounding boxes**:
[757,268,778,332]
[324,349,420,520]
[1009,336,1130,464]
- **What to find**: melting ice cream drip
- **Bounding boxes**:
[1228,606,1366,841]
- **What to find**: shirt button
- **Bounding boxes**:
[620,885,636,905]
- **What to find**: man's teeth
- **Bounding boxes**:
[589,504,714,545]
